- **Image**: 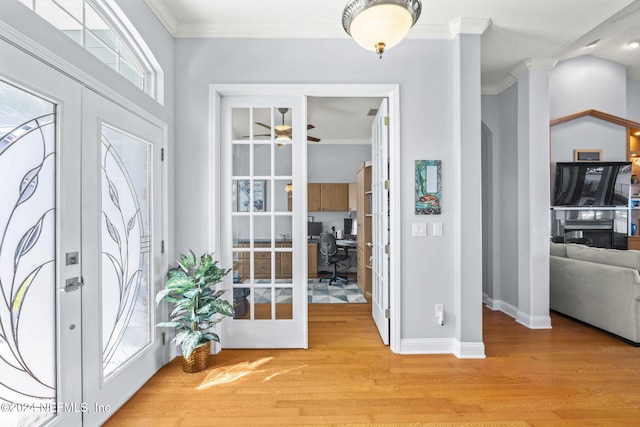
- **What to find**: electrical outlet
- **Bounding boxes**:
[435,304,444,326]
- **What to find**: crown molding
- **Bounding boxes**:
[449,17,491,36]
[510,58,558,79]
[143,0,178,36]
[481,75,517,95]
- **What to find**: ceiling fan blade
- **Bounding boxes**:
[254,122,272,130]
[307,136,321,143]
[307,124,315,130]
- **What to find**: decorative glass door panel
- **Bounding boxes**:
[81,88,163,426]
[0,79,57,427]
[100,125,152,379]
[222,97,307,348]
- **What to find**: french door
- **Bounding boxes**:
[371,99,390,345]
[80,89,164,426]
[220,96,308,349]
[0,38,164,427]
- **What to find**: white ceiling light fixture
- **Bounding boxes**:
[628,39,640,49]
[342,0,422,59]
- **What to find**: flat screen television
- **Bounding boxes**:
[552,162,631,207]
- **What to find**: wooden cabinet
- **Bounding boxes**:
[307,183,322,211]
[307,183,349,212]
[308,243,318,278]
[233,242,317,280]
[356,162,372,296]
[348,182,357,212]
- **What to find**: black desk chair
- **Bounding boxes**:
[319,232,350,285]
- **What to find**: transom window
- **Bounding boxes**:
[19,0,162,102]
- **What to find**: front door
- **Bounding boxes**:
[0,38,83,427]
[371,99,390,345]
[220,96,308,348]
[80,89,164,426]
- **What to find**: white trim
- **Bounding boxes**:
[449,17,492,36]
[511,58,558,79]
[208,83,402,353]
[483,296,519,320]
[399,338,486,359]
[142,0,178,36]
[516,311,553,329]
[454,341,487,359]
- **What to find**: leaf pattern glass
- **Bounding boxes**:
[0,79,56,426]
[101,125,151,379]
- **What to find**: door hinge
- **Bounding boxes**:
[384,244,390,255]
[385,308,391,318]
[161,148,165,161]
[384,180,390,191]
[384,116,389,126]
[162,332,166,345]
[161,240,165,254]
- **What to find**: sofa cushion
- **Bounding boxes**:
[550,242,567,257]
[565,244,640,272]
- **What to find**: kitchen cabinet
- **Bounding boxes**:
[307,183,349,212]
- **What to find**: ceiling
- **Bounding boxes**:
[144,0,640,143]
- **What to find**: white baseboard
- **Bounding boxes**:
[516,311,552,329]
[399,338,486,359]
[483,294,519,319]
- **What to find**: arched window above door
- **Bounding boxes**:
[19,0,164,103]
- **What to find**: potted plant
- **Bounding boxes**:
[156,250,235,373]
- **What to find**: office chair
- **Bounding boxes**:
[318,232,350,285]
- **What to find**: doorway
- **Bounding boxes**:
[210,84,401,352]
[306,96,380,304]
[0,39,166,426]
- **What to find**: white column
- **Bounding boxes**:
[513,59,556,329]
[451,18,490,358]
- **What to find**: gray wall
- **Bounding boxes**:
[173,37,484,345]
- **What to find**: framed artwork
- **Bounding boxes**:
[237,180,266,212]
[415,160,441,215]
[573,149,602,162]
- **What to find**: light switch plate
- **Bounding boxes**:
[412,223,427,237]
[433,222,443,237]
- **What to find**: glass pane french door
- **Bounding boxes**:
[221,96,307,349]
[371,99,390,345]
[81,88,164,426]
[0,39,83,427]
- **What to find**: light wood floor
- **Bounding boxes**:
[105,303,640,426]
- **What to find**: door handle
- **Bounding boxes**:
[367,242,373,247]
[64,277,84,292]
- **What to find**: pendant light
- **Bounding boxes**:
[342,0,422,58]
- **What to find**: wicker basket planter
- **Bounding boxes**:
[182,342,211,373]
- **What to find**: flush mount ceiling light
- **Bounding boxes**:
[342,0,422,59]
[628,39,640,49]
[584,39,600,48]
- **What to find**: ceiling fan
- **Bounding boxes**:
[251,108,321,143]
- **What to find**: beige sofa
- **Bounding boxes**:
[549,243,640,344]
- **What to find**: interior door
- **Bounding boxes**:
[0,39,83,427]
[220,96,308,349]
[371,99,390,345]
[80,89,164,426]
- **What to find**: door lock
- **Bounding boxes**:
[64,277,84,292]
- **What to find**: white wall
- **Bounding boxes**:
[628,77,640,122]
[550,55,627,119]
[173,36,484,346]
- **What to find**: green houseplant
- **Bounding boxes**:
[156,251,234,372]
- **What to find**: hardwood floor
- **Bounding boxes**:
[105,303,640,426]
